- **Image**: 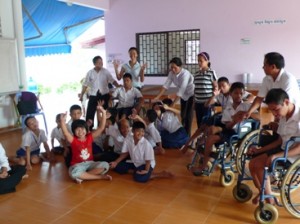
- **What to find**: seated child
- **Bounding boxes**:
[0,143,26,194]
[153,98,188,149]
[98,118,131,162]
[60,104,111,184]
[112,73,144,119]
[181,77,254,154]
[130,109,165,155]
[110,121,173,183]
[10,116,54,171]
[50,113,66,154]
[191,82,259,174]
[248,88,300,205]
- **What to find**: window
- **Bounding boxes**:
[136,29,200,76]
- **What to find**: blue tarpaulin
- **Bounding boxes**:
[22,0,104,57]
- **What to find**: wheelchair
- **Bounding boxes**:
[233,126,280,203]
[233,136,300,223]
[187,118,259,187]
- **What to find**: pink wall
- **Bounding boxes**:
[105,0,300,84]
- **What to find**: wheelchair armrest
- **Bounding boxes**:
[290,136,300,142]
[270,157,287,172]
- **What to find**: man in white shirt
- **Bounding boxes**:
[245,52,300,118]
[80,56,120,127]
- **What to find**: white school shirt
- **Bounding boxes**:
[122,61,142,88]
[83,67,115,96]
[21,129,47,151]
[163,68,195,101]
[105,124,128,154]
[215,91,252,110]
[0,143,10,171]
[221,102,252,131]
[145,122,161,147]
[50,127,65,147]
[112,86,143,108]
[160,111,182,133]
[121,134,155,168]
[258,69,300,104]
[277,105,300,162]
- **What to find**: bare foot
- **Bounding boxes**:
[266,197,275,205]
[101,174,112,181]
[75,178,83,184]
[22,174,29,179]
[161,170,174,178]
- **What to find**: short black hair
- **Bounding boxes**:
[71,119,88,135]
[146,109,158,123]
[152,101,166,113]
[265,88,289,105]
[264,52,285,69]
[162,98,173,106]
[218,77,229,84]
[123,73,132,80]
[107,107,118,119]
[55,113,62,122]
[128,47,138,53]
[24,116,35,127]
[132,121,145,130]
[229,82,245,93]
[169,57,182,67]
[92,56,102,65]
[69,104,82,113]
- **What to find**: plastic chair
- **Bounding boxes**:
[15,91,48,134]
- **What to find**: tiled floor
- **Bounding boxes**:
[0,129,299,224]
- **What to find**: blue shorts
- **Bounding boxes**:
[16,148,40,157]
[69,161,109,179]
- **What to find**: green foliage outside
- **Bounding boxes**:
[56,82,81,94]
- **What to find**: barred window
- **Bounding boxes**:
[136,29,200,76]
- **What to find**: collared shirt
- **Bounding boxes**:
[105,124,129,154]
[194,69,217,103]
[221,102,252,131]
[277,105,300,154]
[0,143,10,171]
[258,69,300,104]
[121,135,155,168]
[215,91,252,110]
[83,67,115,96]
[163,68,195,101]
[122,61,142,88]
[21,129,48,151]
[145,122,161,147]
[160,111,182,133]
[50,127,65,147]
[112,86,143,108]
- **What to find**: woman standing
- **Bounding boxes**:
[194,52,218,128]
[154,57,194,136]
[113,47,146,90]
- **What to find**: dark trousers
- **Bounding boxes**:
[0,165,26,195]
[195,102,210,128]
[114,162,153,183]
[86,92,110,127]
[180,96,194,136]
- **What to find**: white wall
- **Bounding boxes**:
[105,0,300,84]
[0,0,26,128]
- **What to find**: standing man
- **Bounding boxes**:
[244,52,300,118]
[80,56,120,127]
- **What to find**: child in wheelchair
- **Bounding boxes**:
[181,77,254,154]
[191,82,259,175]
[248,88,300,205]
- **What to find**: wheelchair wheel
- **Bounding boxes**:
[254,204,278,224]
[236,130,260,176]
[232,183,253,203]
[219,170,235,187]
[281,159,300,218]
